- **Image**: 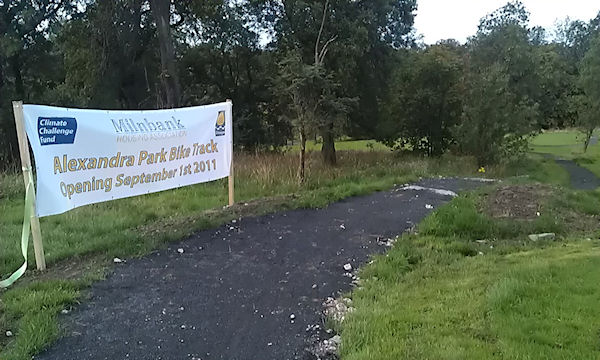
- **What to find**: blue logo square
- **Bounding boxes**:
[38,117,77,146]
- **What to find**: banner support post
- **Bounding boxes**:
[227,99,234,207]
[12,101,46,271]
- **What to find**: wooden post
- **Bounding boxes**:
[227,99,234,207]
[12,101,46,271]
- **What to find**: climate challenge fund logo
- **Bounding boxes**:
[38,117,77,146]
[215,111,226,137]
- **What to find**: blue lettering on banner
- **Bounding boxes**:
[38,117,77,146]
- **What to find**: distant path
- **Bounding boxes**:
[555,159,600,190]
[36,178,486,360]
[533,136,600,190]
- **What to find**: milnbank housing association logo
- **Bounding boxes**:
[38,117,77,146]
[111,117,186,134]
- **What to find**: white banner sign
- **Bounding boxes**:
[22,102,233,217]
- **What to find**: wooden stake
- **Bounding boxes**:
[12,101,46,271]
[226,99,234,207]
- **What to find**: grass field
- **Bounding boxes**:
[530,130,584,147]
[531,129,600,178]
[340,186,600,359]
[0,150,486,359]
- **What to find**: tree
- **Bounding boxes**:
[456,64,538,165]
[0,0,79,167]
[276,52,328,182]
[378,42,464,156]
[348,0,417,139]
[469,1,541,106]
[54,0,158,109]
[453,1,543,165]
[454,1,542,164]
[177,1,292,150]
[535,43,578,129]
[150,0,181,108]
[554,14,600,65]
[578,34,600,152]
[274,0,346,166]
[274,0,416,166]
[276,49,352,182]
[313,0,340,165]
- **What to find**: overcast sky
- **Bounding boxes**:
[414,0,600,44]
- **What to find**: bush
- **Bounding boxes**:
[454,64,538,165]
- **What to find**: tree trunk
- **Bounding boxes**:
[0,55,5,89]
[584,127,595,153]
[10,54,24,99]
[321,123,336,166]
[298,125,307,183]
[150,0,181,108]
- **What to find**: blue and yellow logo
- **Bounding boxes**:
[215,111,226,136]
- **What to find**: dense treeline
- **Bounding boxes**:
[378,3,600,164]
[0,0,599,171]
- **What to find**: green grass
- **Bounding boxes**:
[0,279,96,360]
[339,184,600,359]
[343,241,600,360]
[530,129,600,180]
[0,150,489,359]
[530,130,584,147]
[488,153,570,187]
[489,245,600,359]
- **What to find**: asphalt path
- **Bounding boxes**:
[36,178,486,360]
[555,159,600,190]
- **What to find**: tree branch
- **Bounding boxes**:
[314,0,330,65]
[318,35,338,64]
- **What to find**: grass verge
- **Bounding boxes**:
[339,183,600,359]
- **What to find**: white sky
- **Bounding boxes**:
[414,0,600,44]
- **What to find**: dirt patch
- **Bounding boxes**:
[485,184,554,221]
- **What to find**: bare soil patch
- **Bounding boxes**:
[485,184,554,221]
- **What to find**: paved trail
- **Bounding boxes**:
[37,179,485,360]
[534,135,600,190]
[555,160,600,190]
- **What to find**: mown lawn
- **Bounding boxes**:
[0,150,482,360]
[340,185,600,359]
[530,130,584,147]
